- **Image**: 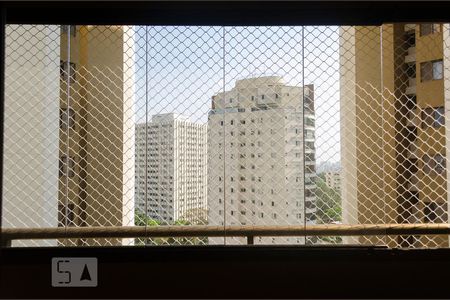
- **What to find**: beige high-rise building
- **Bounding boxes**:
[135,113,208,225]
[324,171,341,192]
[58,26,135,245]
[208,76,316,244]
[3,25,135,246]
[340,24,449,247]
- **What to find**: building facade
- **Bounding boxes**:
[3,25,135,246]
[340,24,448,247]
[324,171,341,193]
[207,76,316,244]
[135,113,208,225]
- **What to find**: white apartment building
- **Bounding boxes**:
[135,113,208,224]
[207,76,316,244]
[324,171,341,192]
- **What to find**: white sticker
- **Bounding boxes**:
[51,257,97,287]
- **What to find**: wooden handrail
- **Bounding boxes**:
[2,223,450,246]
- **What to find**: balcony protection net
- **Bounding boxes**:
[2,24,450,248]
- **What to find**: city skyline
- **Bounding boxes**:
[134,26,341,163]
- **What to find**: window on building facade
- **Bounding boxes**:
[435,107,445,127]
[420,23,441,36]
[420,60,443,81]
[423,154,446,175]
[435,154,445,174]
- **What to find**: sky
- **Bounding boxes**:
[133,26,341,163]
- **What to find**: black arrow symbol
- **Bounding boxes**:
[80,264,91,281]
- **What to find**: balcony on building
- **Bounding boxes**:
[305,147,315,154]
[407,174,419,192]
[406,110,420,128]
[304,108,315,119]
[304,117,315,128]
[404,24,416,33]
[304,131,315,142]
[406,77,416,95]
[305,160,315,166]
[305,172,315,178]
[407,142,419,159]
[256,93,280,108]
[405,46,416,64]
[305,181,316,189]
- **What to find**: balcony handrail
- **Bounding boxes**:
[2,223,450,246]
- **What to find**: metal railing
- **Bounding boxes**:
[3,223,450,247]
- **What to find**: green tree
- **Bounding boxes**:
[134,209,161,226]
[134,210,208,246]
[165,219,208,245]
[315,173,342,244]
[134,209,161,245]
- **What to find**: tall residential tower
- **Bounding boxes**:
[208,76,316,244]
[135,113,208,225]
[340,24,449,247]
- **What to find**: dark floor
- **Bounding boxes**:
[1,245,450,298]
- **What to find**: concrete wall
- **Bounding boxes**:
[3,25,60,246]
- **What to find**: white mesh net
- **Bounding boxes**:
[3,24,450,248]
